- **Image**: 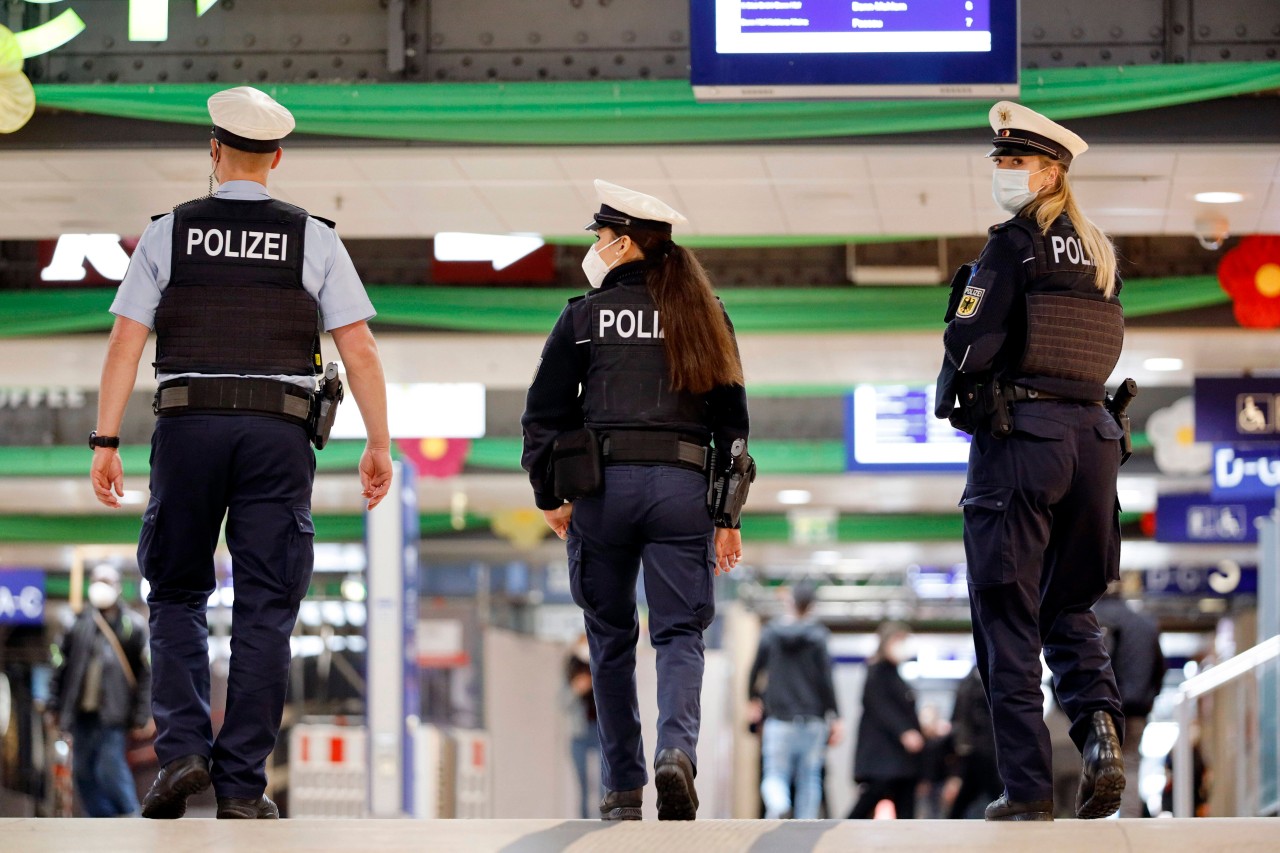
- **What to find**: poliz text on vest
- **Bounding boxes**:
[185,228,289,261]
[1050,234,1093,267]
[597,308,664,340]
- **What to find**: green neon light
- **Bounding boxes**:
[14,9,87,58]
[129,0,168,42]
[197,0,220,16]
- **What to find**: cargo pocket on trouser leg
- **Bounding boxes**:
[567,535,593,614]
[695,534,716,630]
[287,506,315,604]
[136,496,162,584]
[959,484,1016,587]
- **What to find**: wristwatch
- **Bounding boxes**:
[88,431,120,450]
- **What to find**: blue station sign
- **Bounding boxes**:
[1194,376,1280,443]
[0,568,45,625]
[1156,493,1273,544]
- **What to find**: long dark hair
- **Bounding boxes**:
[614,227,744,394]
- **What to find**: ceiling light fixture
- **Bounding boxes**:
[1142,357,1184,372]
[777,489,812,505]
[1194,191,1244,204]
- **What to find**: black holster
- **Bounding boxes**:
[950,374,1012,439]
[707,439,756,529]
[1105,378,1139,465]
[550,428,603,501]
[311,362,343,450]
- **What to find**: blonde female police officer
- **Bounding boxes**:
[935,103,1127,821]
[90,87,392,820]
[522,181,751,821]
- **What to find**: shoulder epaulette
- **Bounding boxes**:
[311,215,337,229]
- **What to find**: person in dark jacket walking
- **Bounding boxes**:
[947,665,1003,818]
[849,622,923,819]
[1095,594,1164,817]
[747,581,842,819]
[48,565,152,817]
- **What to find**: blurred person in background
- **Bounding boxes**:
[916,703,954,819]
[747,580,842,819]
[48,565,152,817]
[565,635,601,819]
[947,665,1002,819]
[848,622,923,819]
[1095,590,1164,817]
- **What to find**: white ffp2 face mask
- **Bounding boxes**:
[88,581,119,610]
[992,166,1049,214]
[581,237,622,289]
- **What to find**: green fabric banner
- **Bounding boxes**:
[31,64,1280,145]
[0,275,1228,338]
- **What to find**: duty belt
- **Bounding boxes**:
[154,376,313,422]
[600,430,710,472]
[1008,385,1101,405]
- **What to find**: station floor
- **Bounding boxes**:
[2,817,1276,853]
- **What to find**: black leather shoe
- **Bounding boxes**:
[599,788,642,821]
[1077,710,1125,819]
[217,795,280,819]
[984,794,1054,821]
[141,754,211,819]
[654,748,698,821]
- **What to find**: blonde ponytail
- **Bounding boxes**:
[1026,163,1118,299]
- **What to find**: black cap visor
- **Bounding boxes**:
[583,204,673,234]
[213,125,283,154]
[987,128,1071,165]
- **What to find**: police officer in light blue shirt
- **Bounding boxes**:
[89,86,393,820]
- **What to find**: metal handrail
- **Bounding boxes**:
[1172,634,1280,817]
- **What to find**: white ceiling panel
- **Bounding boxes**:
[0,143,1276,239]
[555,152,669,183]
[660,151,770,182]
[454,153,566,182]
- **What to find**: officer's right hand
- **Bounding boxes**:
[714,527,742,575]
[90,448,125,508]
[360,445,393,510]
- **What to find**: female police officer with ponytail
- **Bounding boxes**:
[935,103,1128,822]
[522,180,751,821]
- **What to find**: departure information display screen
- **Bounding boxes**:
[844,384,971,471]
[691,0,1019,100]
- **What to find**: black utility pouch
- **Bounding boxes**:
[551,428,603,501]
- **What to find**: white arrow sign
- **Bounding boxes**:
[433,232,545,271]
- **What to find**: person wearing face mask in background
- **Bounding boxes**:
[521,180,751,821]
[848,623,923,820]
[47,565,153,817]
[934,102,1128,822]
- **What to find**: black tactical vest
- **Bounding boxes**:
[154,197,320,376]
[577,269,709,435]
[1000,216,1124,402]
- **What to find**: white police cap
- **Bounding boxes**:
[585,179,689,234]
[208,86,295,154]
[988,101,1088,166]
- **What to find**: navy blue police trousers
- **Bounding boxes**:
[568,464,716,793]
[960,401,1125,803]
[139,413,315,799]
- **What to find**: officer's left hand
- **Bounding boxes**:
[714,527,742,575]
[90,448,125,508]
[543,504,573,539]
[360,445,394,510]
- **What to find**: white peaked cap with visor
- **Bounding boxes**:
[208,86,296,154]
[988,100,1088,167]
[585,179,689,235]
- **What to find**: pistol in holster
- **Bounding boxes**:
[1105,377,1139,465]
[311,362,344,450]
[706,438,756,529]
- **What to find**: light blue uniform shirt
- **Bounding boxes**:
[112,180,375,388]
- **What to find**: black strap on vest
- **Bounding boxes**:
[600,430,710,472]
[154,377,313,424]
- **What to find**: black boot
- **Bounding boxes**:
[1077,710,1125,819]
[654,748,698,821]
[599,788,642,821]
[984,793,1053,821]
[141,754,211,819]
[216,794,280,819]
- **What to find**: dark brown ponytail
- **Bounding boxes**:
[616,228,744,393]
